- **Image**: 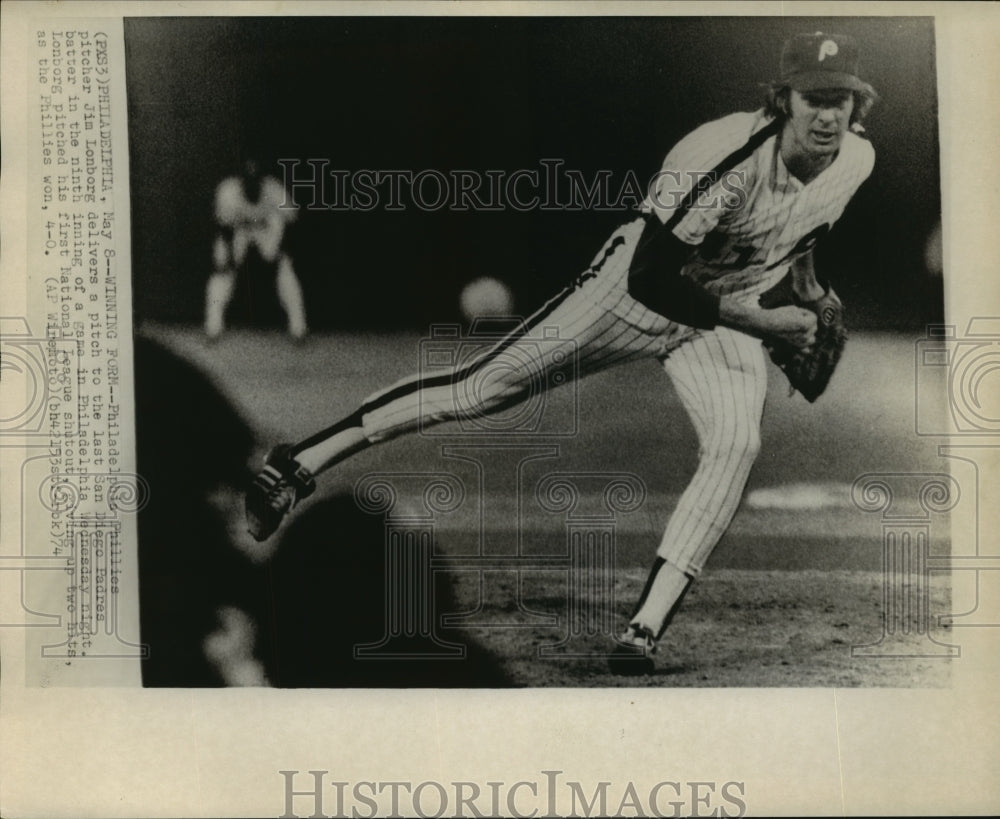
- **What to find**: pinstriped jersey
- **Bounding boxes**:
[643,110,875,302]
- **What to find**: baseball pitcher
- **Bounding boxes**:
[244,32,877,673]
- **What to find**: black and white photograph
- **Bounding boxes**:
[1,3,998,817]
[125,15,950,689]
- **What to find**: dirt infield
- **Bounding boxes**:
[443,568,953,688]
[138,325,956,688]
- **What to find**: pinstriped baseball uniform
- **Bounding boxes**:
[243,30,881,667]
[639,110,874,574]
[292,107,874,584]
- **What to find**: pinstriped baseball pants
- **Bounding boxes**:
[353,221,769,575]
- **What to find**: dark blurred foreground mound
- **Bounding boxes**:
[135,335,261,686]
[263,495,510,687]
[135,335,509,687]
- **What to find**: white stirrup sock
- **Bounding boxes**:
[631,559,693,638]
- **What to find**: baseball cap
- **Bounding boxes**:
[780,32,875,95]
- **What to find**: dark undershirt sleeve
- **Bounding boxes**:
[627,213,721,329]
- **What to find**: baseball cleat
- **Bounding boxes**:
[608,624,657,676]
[245,444,316,541]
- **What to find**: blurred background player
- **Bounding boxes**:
[204,159,307,341]
[245,32,878,673]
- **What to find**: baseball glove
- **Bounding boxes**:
[757,273,847,403]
